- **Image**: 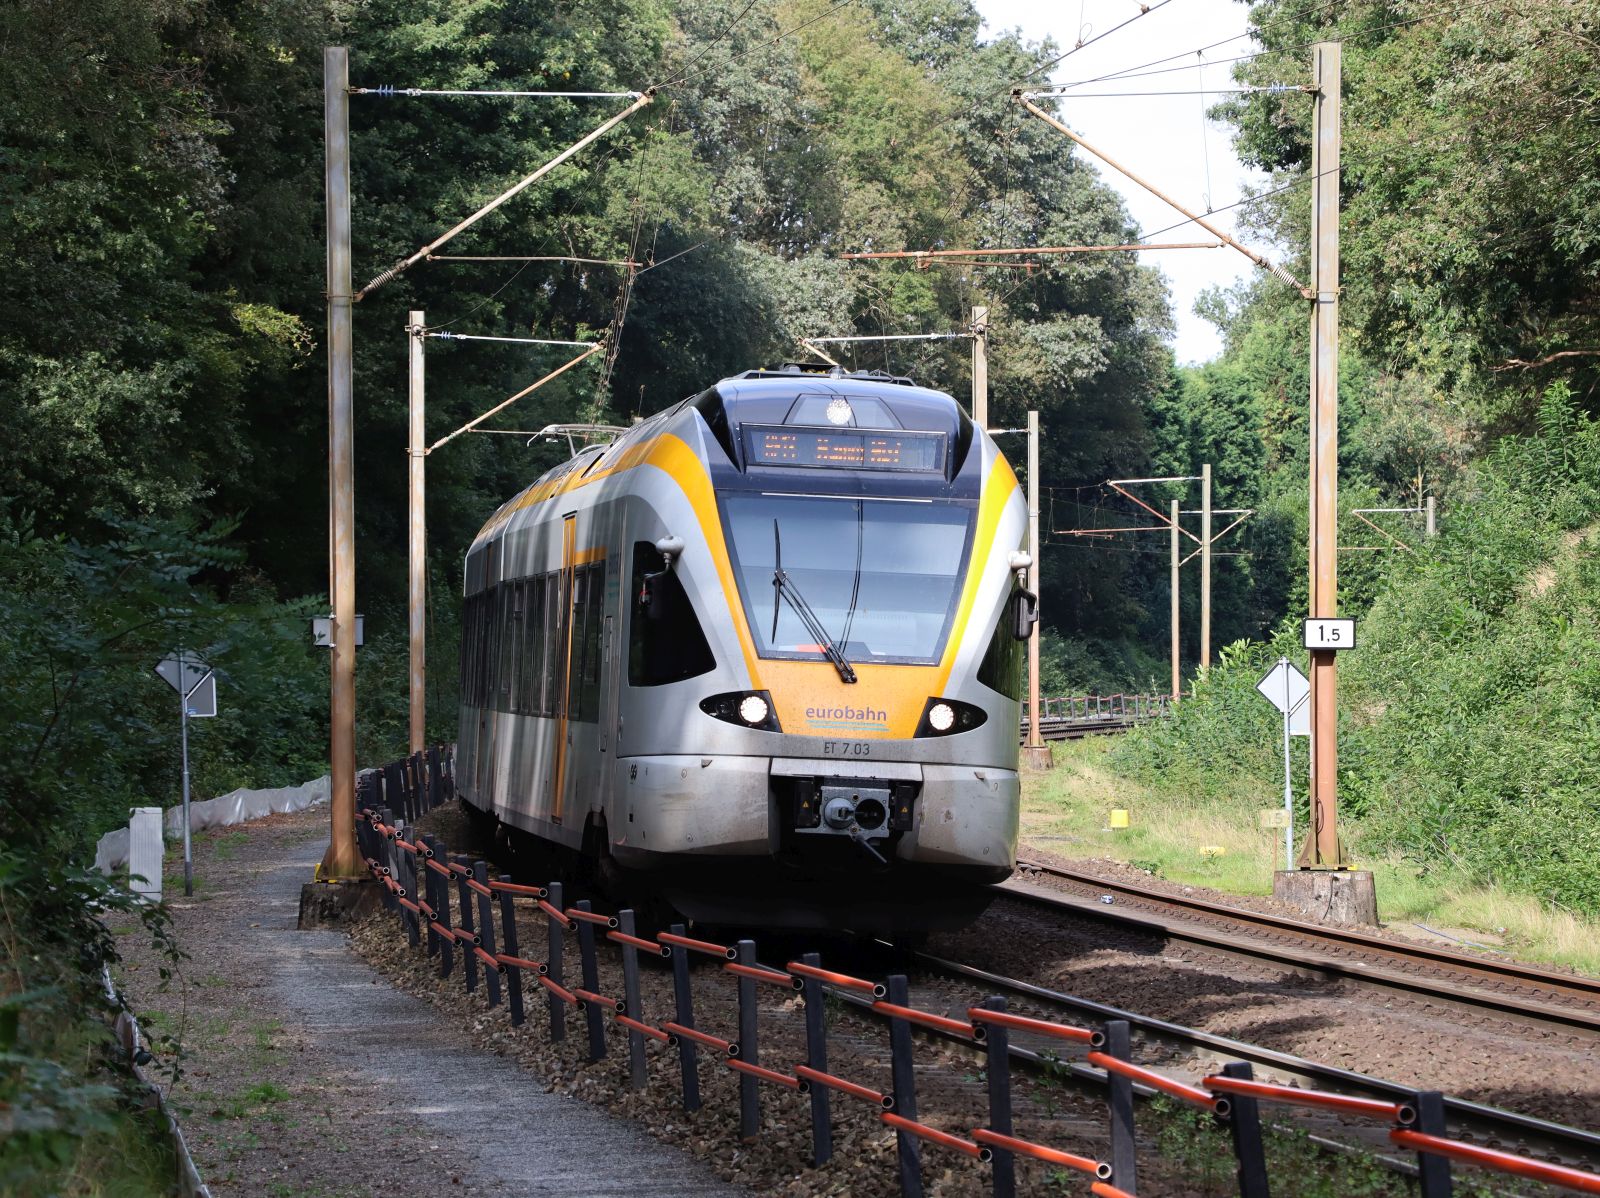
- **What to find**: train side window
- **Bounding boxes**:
[459,593,470,705]
[467,592,481,706]
[480,589,494,706]
[567,568,586,721]
[520,575,543,715]
[576,562,605,721]
[628,542,716,686]
[977,587,1024,701]
[487,584,504,711]
[545,568,566,715]
[542,572,558,716]
[474,590,489,706]
[480,586,494,707]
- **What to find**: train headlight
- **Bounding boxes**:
[914,696,987,737]
[699,690,781,732]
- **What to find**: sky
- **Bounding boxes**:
[971,0,1269,364]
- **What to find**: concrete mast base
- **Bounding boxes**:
[1272,869,1377,927]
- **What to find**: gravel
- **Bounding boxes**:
[928,884,1600,1134]
[114,807,744,1197]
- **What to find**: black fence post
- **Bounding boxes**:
[800,951,833,1166]
[387,811,407,928]
[429,837,453,978]
[886,974,923,1198]
[421,839,440,958]
[546,881,567,1042]
[980,997,1015,1198]
[669,921,699,1112]
[426,747,443,810]
[1220,1061,1270,1198]
[354,804,374,872]
[385,763,405,823]
[497,876,526,1027]
[1105,1019,1137,1192]
[473,862,502,1007]
[402,838,420,949]
[454,856,477,995]
[376,808,396,912]
[576,899,606,1061]
[1413,1091,1453,1198]
[618,909,647,1090]
[735,940,760,1139]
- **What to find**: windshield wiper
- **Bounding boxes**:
[771,519,857,684]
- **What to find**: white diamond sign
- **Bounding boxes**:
[155,654,211,697]
[1256,658,1309,717]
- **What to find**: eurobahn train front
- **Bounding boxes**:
[622,366,1034,931]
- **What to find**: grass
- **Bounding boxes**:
[1021,739,1600,976]
[46,1101,181,1198]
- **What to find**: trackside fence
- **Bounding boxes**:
[353,752,1600,1198]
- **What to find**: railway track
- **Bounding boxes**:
[1022,716,1139,741]
[1020,693,1173,741]
[1003,860,1600,1036]
[889,945,1600,1172]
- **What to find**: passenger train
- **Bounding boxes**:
[457,363,1035,931]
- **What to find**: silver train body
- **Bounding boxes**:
[457,367,1030,929]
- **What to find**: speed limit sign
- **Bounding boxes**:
[1303,618,1356,650]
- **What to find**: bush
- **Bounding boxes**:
[1111,387,1600,913]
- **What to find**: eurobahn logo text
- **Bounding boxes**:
[804,704,888,728]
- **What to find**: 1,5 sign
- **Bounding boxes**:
[1303,618,1356,650]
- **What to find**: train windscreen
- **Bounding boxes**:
[722,494,973,664]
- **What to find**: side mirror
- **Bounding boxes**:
[1011,589,1038,641]
[642,534,685,622]
[639,574,669,622]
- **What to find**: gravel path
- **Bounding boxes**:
[116,807,745,1198]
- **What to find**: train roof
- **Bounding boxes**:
[471,365,976,549]
[702,365,967,439]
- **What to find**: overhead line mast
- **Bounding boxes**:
[318,46,652,881]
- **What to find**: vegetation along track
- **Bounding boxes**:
[1004,861,1600,1037]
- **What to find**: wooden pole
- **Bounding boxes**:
[408,311,426,755]
[1170,499,1181,700]
[321,46,362,880]
[1302,42,1344,868]
[1200,462,1212,672]
[1425,495,1437,537]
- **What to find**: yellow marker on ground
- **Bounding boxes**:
[1108,808,1129,829]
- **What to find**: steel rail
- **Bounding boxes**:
[905,949,1600,1165]
[1022,717,1139,742]
[1009,863,1600,1015]
[991,878,1600,1037]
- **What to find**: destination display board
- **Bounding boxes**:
[742,424,946,472]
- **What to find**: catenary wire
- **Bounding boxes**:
[664,0,861,91]
[1013,0,1183,86]
[1047,0,1363,91]
[660,0,764,87]
[1050,0,1510,91]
